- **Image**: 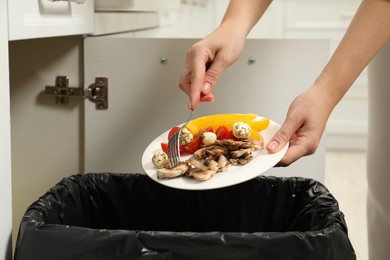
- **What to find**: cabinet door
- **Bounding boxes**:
[8,0,94,40]
[1,0,12,259]
[84,37,329,182]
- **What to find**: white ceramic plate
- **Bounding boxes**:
[142,116,288,190]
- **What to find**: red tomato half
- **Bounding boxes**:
[184,127,213,154]
[164,126,214,156]
[161,142,169,154]
[215,126,229,140]
[202,127,213,134]
[168,126,180,140]
[185,135,203,154]
[224,130,238,141]
[161,142,190,157]
[180,146,190,156]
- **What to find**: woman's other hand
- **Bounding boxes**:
[267,87,334,166]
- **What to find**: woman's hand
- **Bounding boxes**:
[266,87,334,166]
[178,0,272,109]
[179,25,246,109]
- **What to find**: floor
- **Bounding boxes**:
[324,151,368,260]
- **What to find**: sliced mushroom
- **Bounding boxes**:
[193,145,228,160]
[217,155,230,172]
[230,147,255,159]
[215,138,263,150]
[238,156,254,165]
[156,162,189,179]
[186,158,219,181]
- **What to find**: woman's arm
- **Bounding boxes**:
[268,0,390,166]
[221,0,273,36]
[315,0,390,110]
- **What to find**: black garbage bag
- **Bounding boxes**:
[14,173,356,260]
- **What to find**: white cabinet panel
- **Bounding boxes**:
[214,0,285,39]
[8,0,94,40]
[95,0,180,11]
[9,36,85,256]
[95,0,134,10]
[1,0,12,259]
[285,0,360,30]
[84,37,329,182]
[93,11,159,36]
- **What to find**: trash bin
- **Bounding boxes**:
[14,173,356,260]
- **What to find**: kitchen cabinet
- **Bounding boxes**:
[8,0,94,40]
[93,11,159,36]
[9,36,85,259]
[1,2,11,260]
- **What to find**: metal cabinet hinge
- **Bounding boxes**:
[45,76,108,110]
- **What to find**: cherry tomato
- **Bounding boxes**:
[164,126,214,156]
[180,146,190,155]
[224,130,238,141]
[185,135,203,154]
[184,127,213,153]
[168,126,180,140]
[161,142,190,156]
[202,127,214,133]
[161,142,169,154]
[215,126,229,140]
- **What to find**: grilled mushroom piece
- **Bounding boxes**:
[230,147,255,159]
[215,138,263,150]
[193,145,228,160]
[186,158,219,181]
[156,162,189,179]
[217,155,230,172]
[238,156,254,165]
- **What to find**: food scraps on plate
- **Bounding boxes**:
[151,113,270,181]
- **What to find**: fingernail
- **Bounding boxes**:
[188,99,193,109]
[203,82,211,92]
[267,140,279,151]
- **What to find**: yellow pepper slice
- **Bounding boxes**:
[247,118,270,139]
[185,113,258,134]
[185,113,270,140]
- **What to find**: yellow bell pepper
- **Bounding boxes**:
[185,113,270,140]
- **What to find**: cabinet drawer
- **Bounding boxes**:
[8,0,94,41]
[93,11,159,36]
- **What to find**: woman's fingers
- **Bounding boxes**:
[267,89,328,167]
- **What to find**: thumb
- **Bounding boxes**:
[266,122,295,154]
